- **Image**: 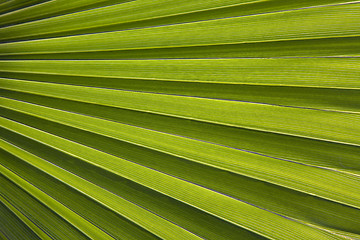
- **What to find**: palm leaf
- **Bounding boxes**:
[0,0,359,239]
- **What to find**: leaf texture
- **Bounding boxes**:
[0,0,360,240]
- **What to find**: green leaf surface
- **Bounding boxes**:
[0,0,131,27]
[1,59,360,88]
[1,89,360,175]
[1,4,360,54]
[0,117,346,240]
[0,0,356,41]
[1,0,359,239]
[1,79,360,146]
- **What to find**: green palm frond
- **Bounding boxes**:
[0,0,359,239]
